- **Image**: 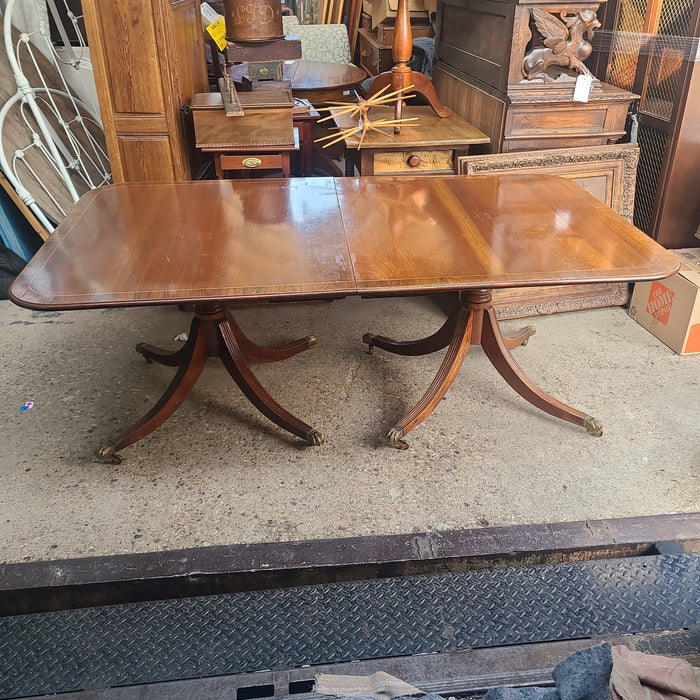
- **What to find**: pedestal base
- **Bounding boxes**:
[96,304,323,464]
[364,290,602,448]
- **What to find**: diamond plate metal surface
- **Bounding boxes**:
[1,554,698,698]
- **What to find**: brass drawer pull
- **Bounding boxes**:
[407,154,421,167]
[242,157,263,168]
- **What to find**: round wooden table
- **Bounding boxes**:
[231,60,368,104]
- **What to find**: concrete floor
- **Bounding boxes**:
[1,295,698,565]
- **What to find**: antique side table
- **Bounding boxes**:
[334,105,490,176]
[229,61,369,105]
[193,107,299,178]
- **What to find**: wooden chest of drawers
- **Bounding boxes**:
[357,28,394,76]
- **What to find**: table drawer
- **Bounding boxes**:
[373,149,454,174]
[218,153,286,172]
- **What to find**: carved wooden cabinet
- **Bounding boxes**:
[432,0,638,152]
[82,0,209,182]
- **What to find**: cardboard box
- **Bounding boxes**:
[363,0,430,28]
[628,248,700,355]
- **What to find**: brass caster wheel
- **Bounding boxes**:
[307,429,325,446]
[95,443,123,464]
[583,415,603,437]
[386,427,409,450]
[521,326,537,346]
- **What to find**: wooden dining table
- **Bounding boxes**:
[10,175,679,461]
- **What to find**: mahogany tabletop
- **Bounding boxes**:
[10,179,355,310]
[10,175,679,311]
[335,175,679,295]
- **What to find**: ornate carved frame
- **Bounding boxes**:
[457,143,640,320]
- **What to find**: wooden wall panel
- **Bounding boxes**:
[436,0,515,93]
[99,2,166,114]
[118,136,178,182]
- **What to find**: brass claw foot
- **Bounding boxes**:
[95,443,123,464]
[503,324,537,350]
[521,326,537,346]
[386,427,409,450]
[584,415,603,436]
[307,429,325,446]
[307,335,318,348]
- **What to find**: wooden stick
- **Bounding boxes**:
[319,129,361,148]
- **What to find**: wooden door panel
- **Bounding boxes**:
[98,1,167,114]
[117,136,178,182]
[83,0,209,183]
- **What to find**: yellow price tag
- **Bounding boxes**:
[206,18,227,51]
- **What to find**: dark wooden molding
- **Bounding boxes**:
[1,513,698,616]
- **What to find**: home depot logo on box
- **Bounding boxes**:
[629,248,700,355]
[645,281,675,325]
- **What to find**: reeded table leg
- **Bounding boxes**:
[96,320,208,464]
[219,320,323,446]
[366,289,602,449]
[95,303,322,463]
[479,305,602,437]
[363,309,458,357]
[135,340,192,367]
[386,304,474,449]
[226,311,316,363]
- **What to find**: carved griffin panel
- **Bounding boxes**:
[521,8,601,81]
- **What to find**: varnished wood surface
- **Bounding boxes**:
[194,109,295,149]
[9,180,354,310]
[335,175,679,294]
[333,105,490,149]
[10,175,679,311]
[229,61,368,99]
[290,61,368,94]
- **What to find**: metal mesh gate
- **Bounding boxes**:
[603,0,695,236]
[635,123,667,232]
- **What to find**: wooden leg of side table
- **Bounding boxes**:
[95,303,322,463]
[365,290,602,449]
